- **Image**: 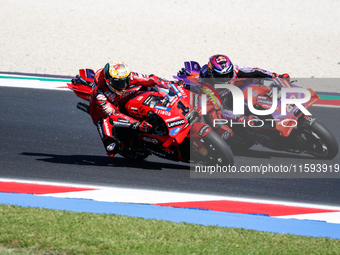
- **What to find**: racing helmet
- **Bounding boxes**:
[208,54,234,84]
[104,61,131,95]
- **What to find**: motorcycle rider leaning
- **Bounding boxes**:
[88,61,171,157]
[196,54,290,142]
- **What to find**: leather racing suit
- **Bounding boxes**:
[90,68,170,156]
[199,64,285,142]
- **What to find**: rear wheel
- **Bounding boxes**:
[192,131,234,166]
[297,120,338,159]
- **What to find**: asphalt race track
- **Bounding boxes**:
[1,86,339,206]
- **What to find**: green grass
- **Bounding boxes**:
[0,205,339,254]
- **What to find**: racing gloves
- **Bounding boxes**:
[131,120,153,133]
[272,72,291,81]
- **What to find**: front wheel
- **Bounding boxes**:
[192,131,234,166]
[297,120,338,159]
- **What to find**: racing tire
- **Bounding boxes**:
[193,130,235,166]
[203,115,254,151]
[297,120,338,159]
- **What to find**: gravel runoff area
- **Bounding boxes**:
[0,0,339,91]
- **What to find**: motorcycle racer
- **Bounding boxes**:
[209,54,288,119]
[199,54,290,86]
[88,61,171,157]
[181,54,290,144]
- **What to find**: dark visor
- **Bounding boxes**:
[107,77,130,91]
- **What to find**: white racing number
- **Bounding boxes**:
[155,109,171,116]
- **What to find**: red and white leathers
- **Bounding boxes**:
[89,68,171,156]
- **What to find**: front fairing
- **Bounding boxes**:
[125,86,193,144]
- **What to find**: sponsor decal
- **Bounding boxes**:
[169,96,180,107]
[85,69,95,80]
[103,119,111,136]
[106,142,116,152]
[259,103,273,109]
[96,94,107,102]
[166,116,181,122]
[112,121,131,127]
[216,55,227,63]
[118,118,129,123]
[102,104,114,115]
[178,86,187,98]
[170,126,182,136]
[137,96,144,101]
[150,104,171,111]
[257,98,273,105]
[198,125,209,136]
[193,94,199,109]
[122,88,139,98]
[155,109,171,116]
[199,148,208,156]
[105,91,116,101]
[143,95,153,106]
[118,69,127,77]
[97,121,104,139]
[303,115,316,125]
[170,83,182,99]
[143,137,159,144]
[167,119,185,128]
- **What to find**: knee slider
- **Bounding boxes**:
[104,137,121,155]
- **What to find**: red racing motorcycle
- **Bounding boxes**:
[67,69,234,166]
[174,61,338,159]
